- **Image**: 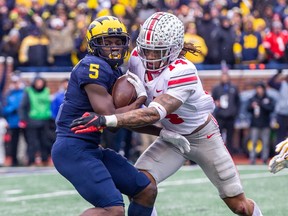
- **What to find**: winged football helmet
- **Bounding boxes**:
[86,16,130,67]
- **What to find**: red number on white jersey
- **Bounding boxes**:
[165,113,184,124]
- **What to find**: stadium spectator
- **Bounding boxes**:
[262,20,288,65]
[229,7,243,38]
[233,17,266,65]
[184,22,208,70]
[196,6,220,65]
[51,78,69,120]
[214,16,236,66]
[71,12,263,216]
[49,78,69,147]
[247,82,275,164]
[29,0,45,16]
[2,74,26,166]
[39,15,76,66]
[274,0,287,20]
[0,56,10,112]
[18,25,51,66]
[268,70,288,144]
[0,28,21,68]
[18,76,52,166]
[177,4,196,26]
[212,72,240,154]
[71,12,88,65]
[0,0,12,41]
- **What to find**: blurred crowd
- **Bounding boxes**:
[0,0,288,70]
[0,0,288,167]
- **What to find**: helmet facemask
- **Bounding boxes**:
[137,43,177,72]
[89,35,129,67]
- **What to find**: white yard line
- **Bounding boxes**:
[1,165,288,203]
[1,190,77,202]
[159,170,288,187]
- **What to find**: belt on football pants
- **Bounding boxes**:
[186,114,212,135]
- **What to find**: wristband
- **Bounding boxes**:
[105,115,118,127]
[148,102,167,120]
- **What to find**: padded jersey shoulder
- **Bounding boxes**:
[71,54,122,91]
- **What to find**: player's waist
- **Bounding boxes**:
[183,114,212,136]
[161,114,211,135]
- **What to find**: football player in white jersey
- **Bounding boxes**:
[269,138,288,173]
[70,12,263,216]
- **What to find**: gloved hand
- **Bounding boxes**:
[70,112,106,134]
[160,129,191,154]
[268,138,288,174]
[268,154,288,174]
[127,71,147,98]
[275,138,288,160]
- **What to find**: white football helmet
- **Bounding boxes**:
[136,12,184,72]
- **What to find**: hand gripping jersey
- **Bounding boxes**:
[128,48,215,135]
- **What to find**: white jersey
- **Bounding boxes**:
[128,48,215,134]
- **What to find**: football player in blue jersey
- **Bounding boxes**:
[51,16,165,216]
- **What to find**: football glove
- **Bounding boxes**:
[70,112,106,134]
[268,138,288,174]
[127,71,147,98]
[160,129,191,154]
[275,138,288,160]
[268,154,288,174]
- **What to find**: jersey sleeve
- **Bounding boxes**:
[75,56,113,90]
[166,60,199,103]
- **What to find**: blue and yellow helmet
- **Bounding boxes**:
[86,16,130,67]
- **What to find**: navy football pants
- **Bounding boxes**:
[51,137,150,207]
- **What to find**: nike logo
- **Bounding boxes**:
[207,133,215,139]
[156,89,162,93]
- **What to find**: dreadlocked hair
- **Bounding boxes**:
[179,42,202,58]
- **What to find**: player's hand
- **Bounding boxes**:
[268,154,288,174]
[275,138,288,159]
[70,112,106,134]
[127,71,147,98]
[268,138,288,174]
[160,129,191,154]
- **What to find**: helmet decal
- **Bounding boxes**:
[136,12,184,72]
[144,12,165,44]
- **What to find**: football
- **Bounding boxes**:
[112,75,137,108]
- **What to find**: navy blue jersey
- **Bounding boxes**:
[55,54,123,143]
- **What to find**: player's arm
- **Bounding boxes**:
[85,83,146,115]
[115,93,182,128]
[71,93,190,153]
[70,93,181,130]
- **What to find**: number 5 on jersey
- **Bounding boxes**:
[89,64,100,79]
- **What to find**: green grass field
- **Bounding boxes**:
[0,165,287,216]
